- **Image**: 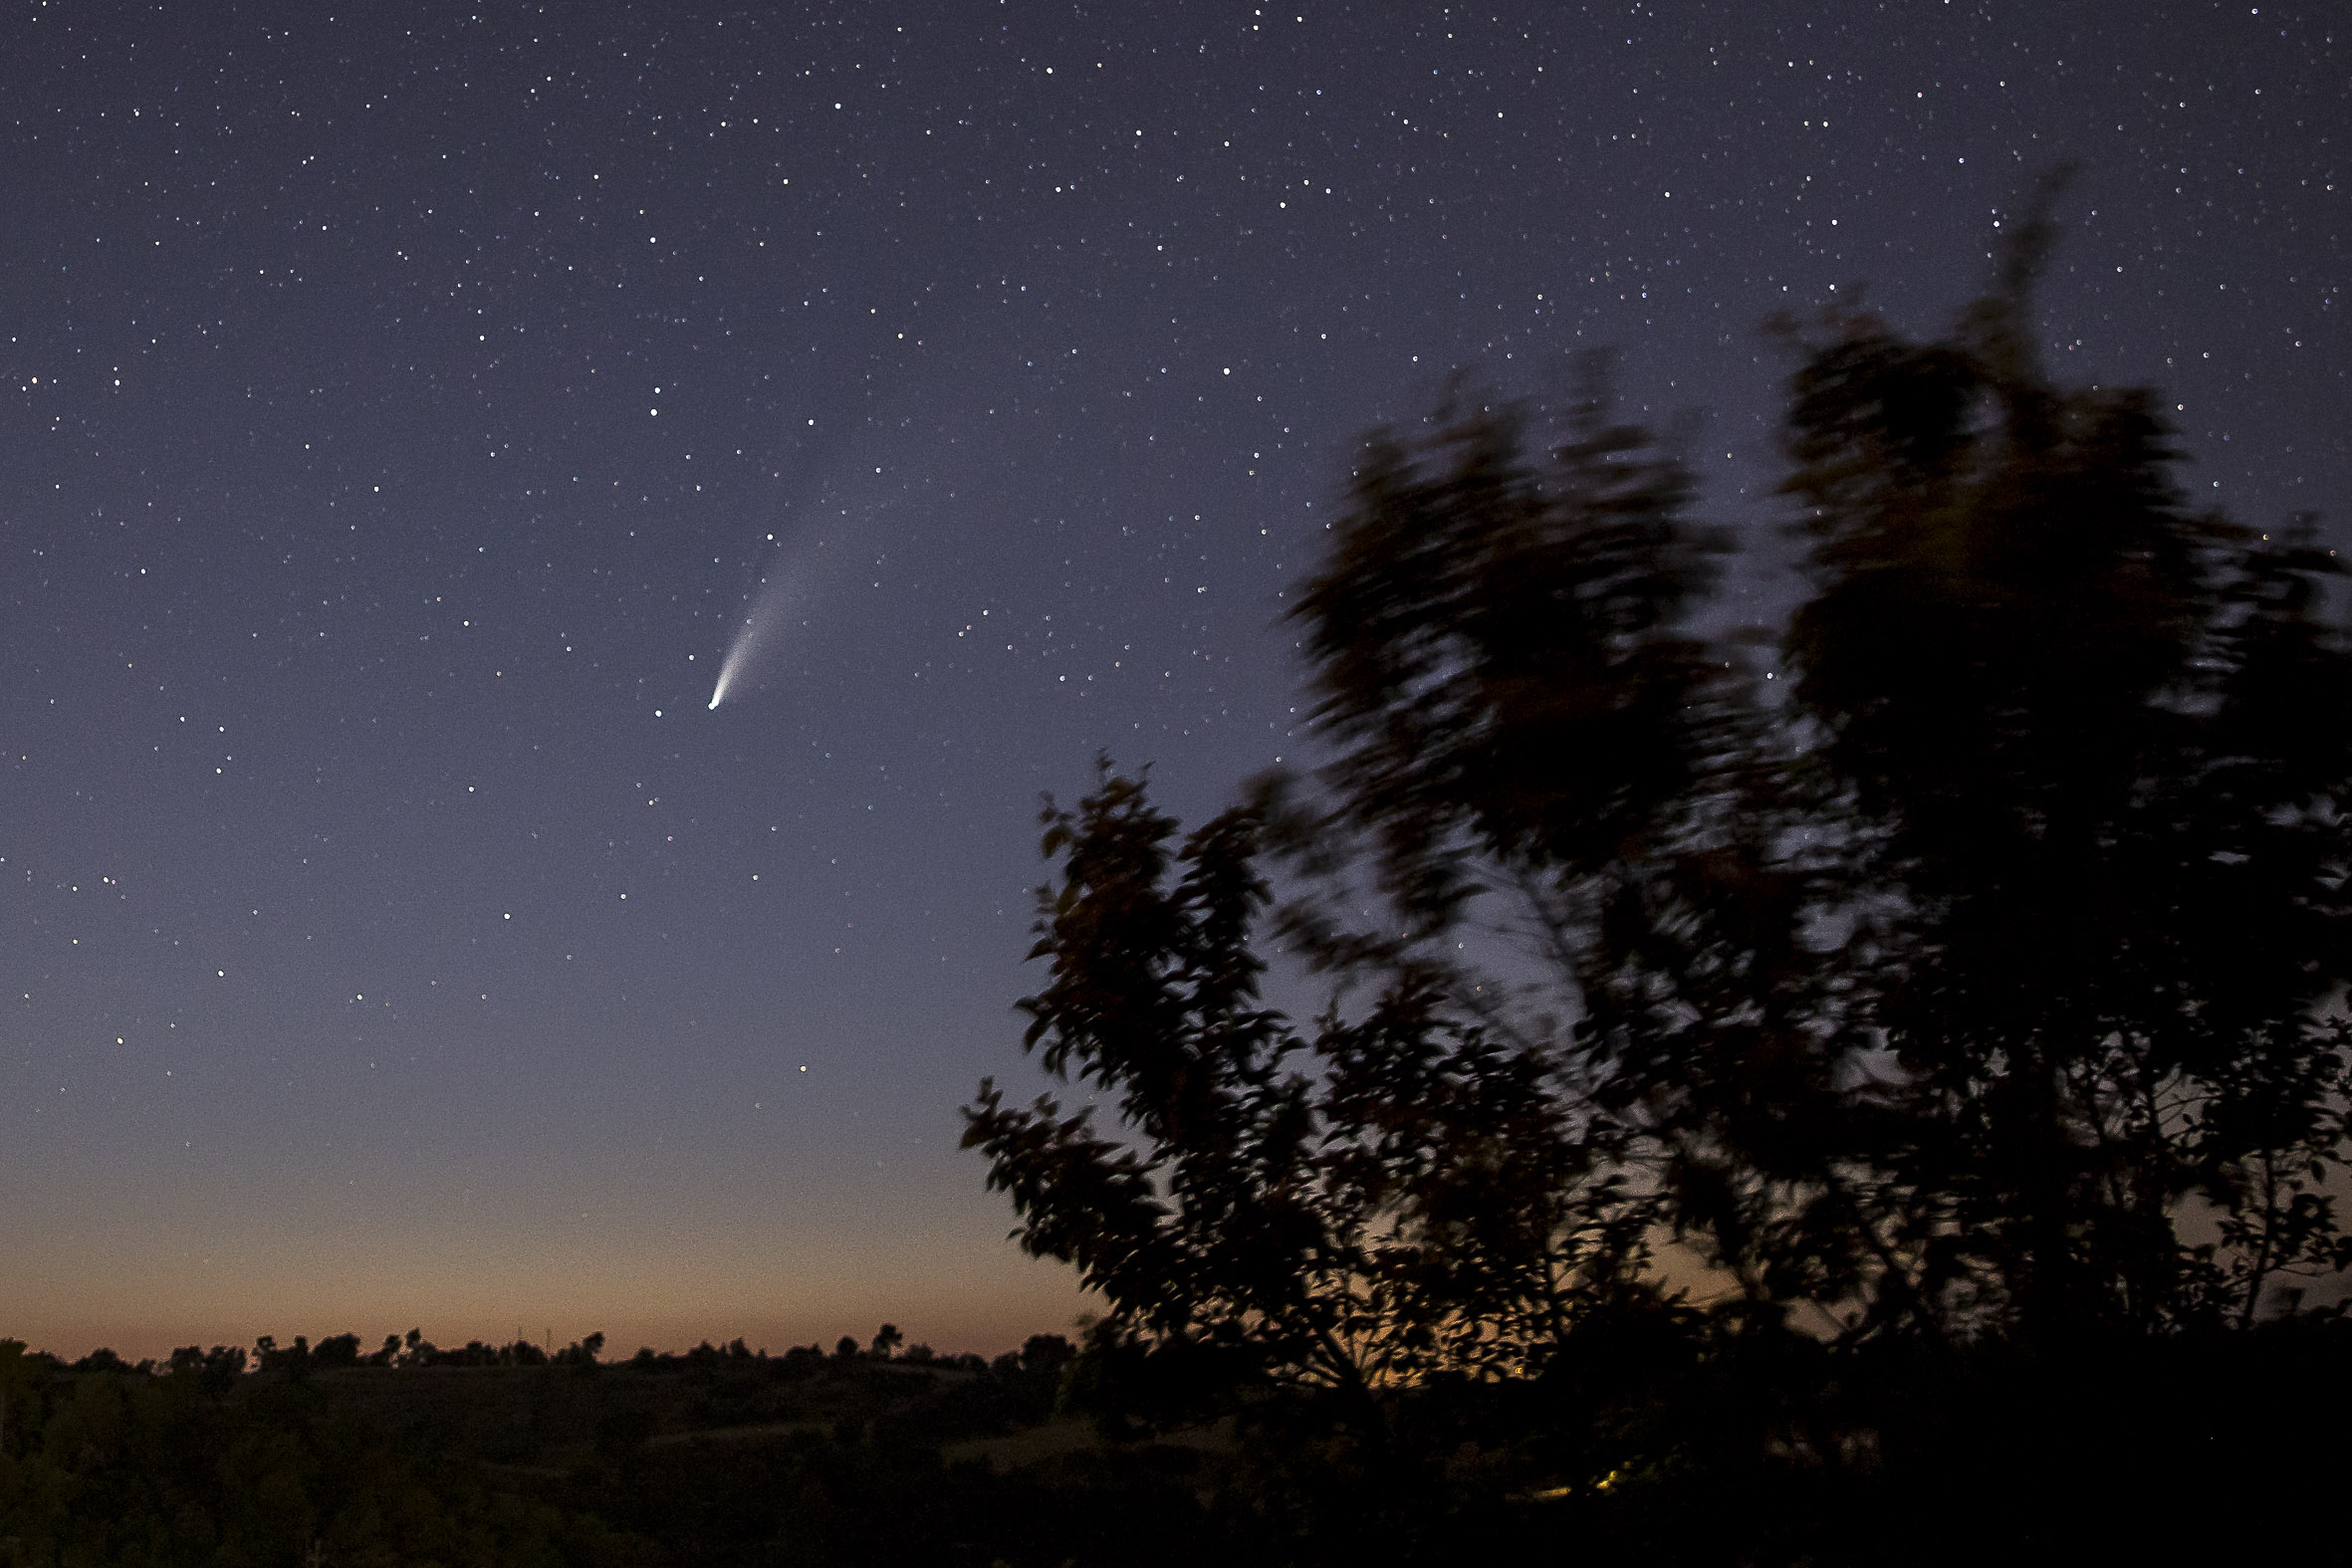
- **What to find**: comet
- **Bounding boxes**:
[707,585,783,712]
[707,388,934,711]
[707,528,820,713]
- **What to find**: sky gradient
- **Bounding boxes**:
[2,0,2343,1359]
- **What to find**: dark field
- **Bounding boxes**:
[0,1332,1234,1567]
[5,1321,2350,1567]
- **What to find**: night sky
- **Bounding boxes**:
[3,0,2342,1360]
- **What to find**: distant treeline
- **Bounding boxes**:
[43,1322,1044,1380]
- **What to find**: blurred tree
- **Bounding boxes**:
[967,184,2352,1398]
[1759,180,2352,1341]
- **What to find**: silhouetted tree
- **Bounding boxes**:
[967,183,2352,1404]
[964,358,1735,1411]
[256,1334,313,1377]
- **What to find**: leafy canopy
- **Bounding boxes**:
[966,202,2352,1399]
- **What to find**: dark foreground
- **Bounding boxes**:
[1,1320,2346,1567]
